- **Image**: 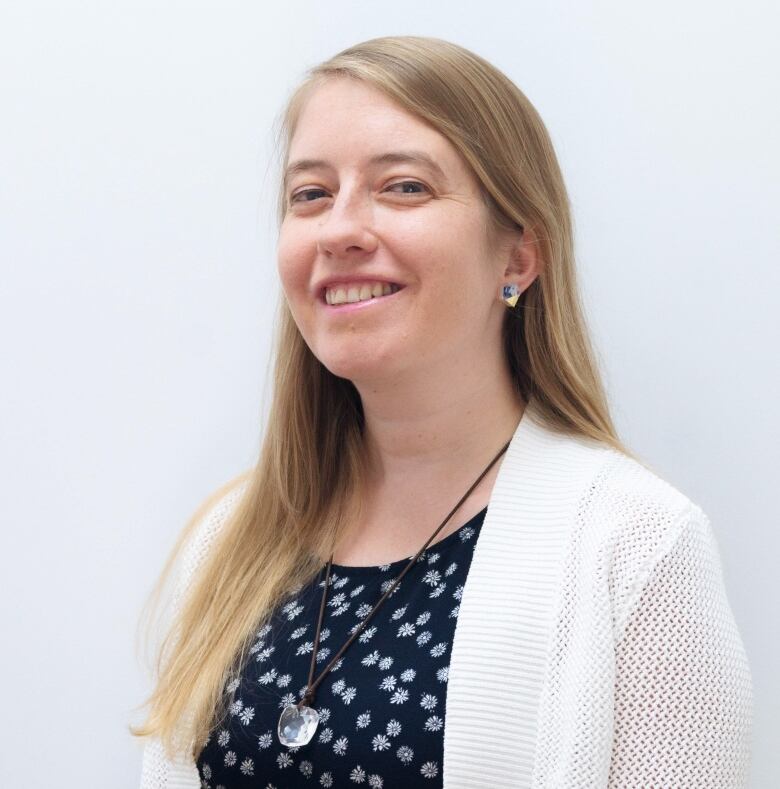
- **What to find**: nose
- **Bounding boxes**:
[316,183,378,259]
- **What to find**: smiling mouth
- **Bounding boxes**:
[323,282,403,306]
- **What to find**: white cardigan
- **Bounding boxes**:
[140,399,753,787]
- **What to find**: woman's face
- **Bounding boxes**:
[277,77,510,386]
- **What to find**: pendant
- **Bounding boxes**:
[278,703,320,748]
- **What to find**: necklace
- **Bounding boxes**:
[277,437,511,747]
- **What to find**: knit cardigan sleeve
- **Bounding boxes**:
[606,507,754,787]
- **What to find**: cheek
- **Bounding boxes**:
[276,232,311,297]
[422,234,487,311]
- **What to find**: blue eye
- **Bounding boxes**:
[386,181,429,194]
[290,189,328,203]
[289,180,429,205]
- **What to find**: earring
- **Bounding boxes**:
[501,283,522,308]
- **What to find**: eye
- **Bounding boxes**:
[385,180,429,195]
[289,188,328,204]
[288,180,430,206]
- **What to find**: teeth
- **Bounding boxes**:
[325,282,399,305]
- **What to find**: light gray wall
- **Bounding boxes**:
[1,1,775,786]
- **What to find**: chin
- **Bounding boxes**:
[318,350,399,385]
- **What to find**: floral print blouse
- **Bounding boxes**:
[196,505,488,788]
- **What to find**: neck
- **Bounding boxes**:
[353,351,525,494]
[331,352,525,566]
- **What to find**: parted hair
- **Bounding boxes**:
[131,35,638,759]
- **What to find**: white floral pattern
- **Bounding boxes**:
[196,507,486,788]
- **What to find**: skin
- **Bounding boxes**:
[277,77,541,565]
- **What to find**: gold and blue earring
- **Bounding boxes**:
[501,283,522,308]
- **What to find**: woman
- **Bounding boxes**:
[134,36,753,788]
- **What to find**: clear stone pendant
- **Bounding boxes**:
[278,703,319,748]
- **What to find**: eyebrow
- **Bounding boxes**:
[283,150,448,187]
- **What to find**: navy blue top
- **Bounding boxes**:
[196,506,488,788]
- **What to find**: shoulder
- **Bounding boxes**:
[504,406,708,580]
[575,448,714,639]
[170,472,252,611]
[514,404,703,542]
[585,447,705,540]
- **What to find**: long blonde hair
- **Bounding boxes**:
[132,34,642,759]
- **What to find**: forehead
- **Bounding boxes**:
[286,78,467,181]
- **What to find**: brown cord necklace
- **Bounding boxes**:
[277,437,511,747]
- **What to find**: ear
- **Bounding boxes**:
[498,224,541,297]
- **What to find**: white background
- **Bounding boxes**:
[1,1,776,786]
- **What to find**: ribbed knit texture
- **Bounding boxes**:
[139,399,753,788]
